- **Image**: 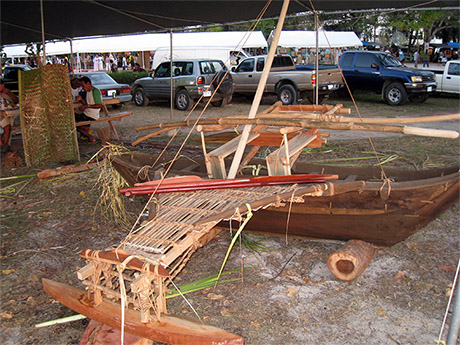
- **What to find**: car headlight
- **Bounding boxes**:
[411,76,423,82]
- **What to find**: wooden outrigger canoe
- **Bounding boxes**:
[111,151,460,248]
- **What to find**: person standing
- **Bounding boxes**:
[413,50,419,68]
[122,55,127,71]
[421,50,430,68]
[93,55,99,71]
[75,76,102,143]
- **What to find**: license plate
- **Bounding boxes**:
[427,86,432,92]
[107,90,116,97]
[203,90,212,97]
[328,84,335,90]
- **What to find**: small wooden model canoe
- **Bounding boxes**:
[42,278,244,345]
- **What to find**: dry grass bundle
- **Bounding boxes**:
[92,144,131,227]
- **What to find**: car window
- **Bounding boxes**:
[236,58,254,72]
[340,54,354,68]
[155,63,170,78]
[272,56,293,67]
[82,73,116,85]
[355,54,377,68]
[199,61,220,74]
[256,58,265,72]
[448,62,460,76]
[4,68,18,80]
[171,62,190,76]
[376,54,403,67]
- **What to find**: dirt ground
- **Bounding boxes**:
[1,91,459,345]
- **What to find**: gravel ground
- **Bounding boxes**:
[1,91,459,345]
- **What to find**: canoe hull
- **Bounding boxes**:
[231,174,459,246]
[112,152,459,247]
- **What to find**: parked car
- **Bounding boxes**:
[231,55,343,105]
[73,72,132,106]
[131,59,234,111]
[339,51,436,106]
[435,60,460,94]
[2,64,33,95]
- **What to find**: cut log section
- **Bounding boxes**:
[327,240,377,281]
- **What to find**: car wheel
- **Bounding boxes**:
[408,93,429,103]
[383,82,407,106]
[211,95,232,107]
[213,70,233,95]
[306,93,326,105]
[175,89,194,111]
[277,84,297,105]
[134,88,149,107]
[211,99,224,107]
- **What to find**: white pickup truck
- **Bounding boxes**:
[435,60,460,94]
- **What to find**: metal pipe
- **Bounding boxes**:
[447,279,460,345]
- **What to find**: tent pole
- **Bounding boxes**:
[69,38,74,72]
[170,30,173,122]
[315,15,319,105]
[40,0,46,64]
[227,0,290,179]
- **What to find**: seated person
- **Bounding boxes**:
[0,79,19,153]
[75,76,102,143]
[70,77,83,103]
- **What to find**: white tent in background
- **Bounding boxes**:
[270,30,362,48]
[2,31,268,57]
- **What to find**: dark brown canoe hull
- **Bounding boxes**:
[228,172,459,246]
[112,152,459,247]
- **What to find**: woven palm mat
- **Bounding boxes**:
[20,64,79,166]
[119,183,319,275]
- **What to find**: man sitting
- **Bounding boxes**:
[75,76,102,143]
[0,79,19,153]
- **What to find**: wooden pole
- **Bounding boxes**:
[169,30,173,122]
[227,0,291,179]
[40,0,46,65]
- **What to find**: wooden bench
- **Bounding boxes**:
[75,99,131,143]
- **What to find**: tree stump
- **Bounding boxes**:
[80,320,153,345]
[327,240,377,281]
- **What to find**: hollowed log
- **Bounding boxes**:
[327,240,377,281]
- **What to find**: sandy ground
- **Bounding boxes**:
[1,91,459,345]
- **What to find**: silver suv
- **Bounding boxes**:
[132,59,234,111]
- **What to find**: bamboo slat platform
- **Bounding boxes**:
[75,182,328,329]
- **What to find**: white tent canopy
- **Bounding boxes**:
[270,30,362,48]
[2,31,267,57]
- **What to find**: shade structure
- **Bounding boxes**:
[1,1,458,46]
[2,31,267,57]
[271,30,363,48]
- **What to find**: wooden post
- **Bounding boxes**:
[227,0,290,179]
[327,240,377,281]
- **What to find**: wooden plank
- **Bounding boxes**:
[207,133,259,179]
[76,112,132,127]
[266,134,316,176]
[43,279,244,345]
[79,249,169,277]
